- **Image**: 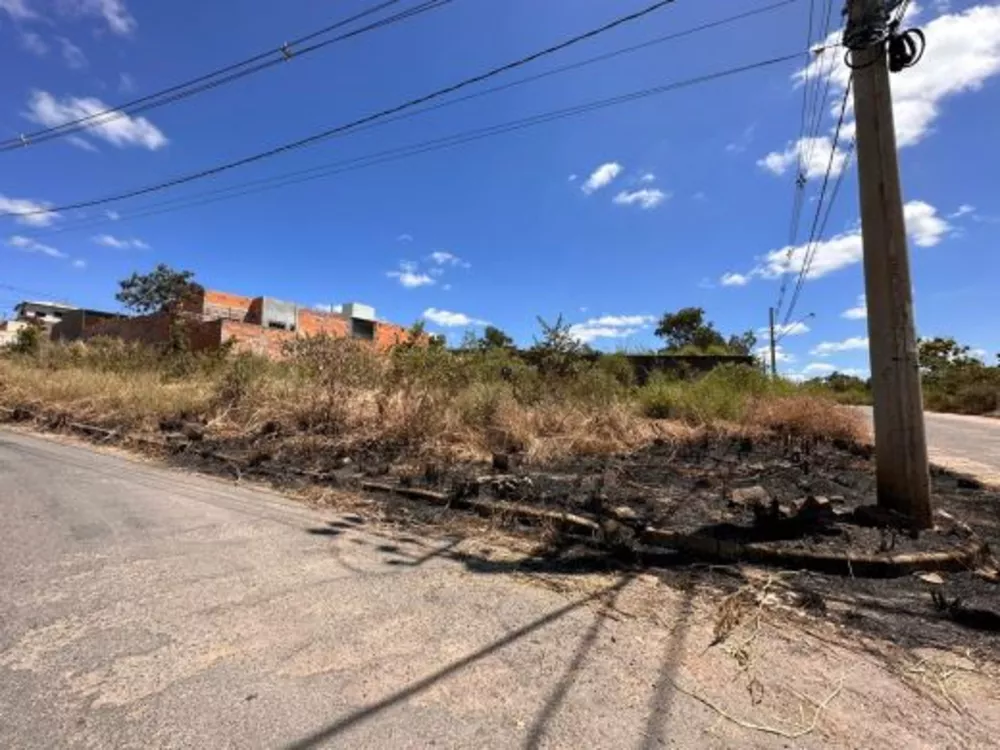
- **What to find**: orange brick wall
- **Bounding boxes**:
[375,322,415,351]
[220,320,296,358]
[298,309,350,337]
[203,290,254,321]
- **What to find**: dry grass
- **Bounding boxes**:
[748,395,870,444]
[0,359,213,429]
[0,338,866,464]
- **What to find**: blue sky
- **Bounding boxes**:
[1,0,998,377]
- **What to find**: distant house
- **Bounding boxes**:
[13,300,78,330]
[71,288,421,358]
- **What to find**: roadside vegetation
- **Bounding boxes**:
[803,337,1000,416]
[0,319,862,464]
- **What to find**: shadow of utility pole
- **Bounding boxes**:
[284,575,634,750]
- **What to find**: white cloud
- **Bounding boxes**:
[612,188,669,209]
[7,235,67,259]
[25,90,168,151]
[726,123,756,154]
[429,250,456,264]
[568,173,578,182]
[396,233,413,242]
[949,203,975,218]
[768,3,1000,180]
[802,363,838,375]
[970,347,988,361]
[118,72,135,93]
[639,172,656,183]
[0,194,60,227]
[1,0,36,20]
[587,314,654,327]
[581,162,622,194]
[105,209,120,220]
[720,272,750,287]
[62,0,137,36]
[423,308,489,327]
[692,191,707,201]
[905,200,950,246]
[759,321,810,337]
[729,200,949,284]
[755,344,795,363]
[758,136,850,180]
[387,261,434,288]
[841,294,867,320]
[20,31,48,56]
[72,258,87,269]
[66,134,98,152]
[58,37,87,69]
[811,336,869,356]
[92,233,148,249]
[569,313,654,344]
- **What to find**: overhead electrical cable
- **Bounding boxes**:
[20,53,808,239]
[0,0,453,153]
[781,79,853,327]
[0,0,682,221]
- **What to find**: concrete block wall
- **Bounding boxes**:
[81,313,172,345]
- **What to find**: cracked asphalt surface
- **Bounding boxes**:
[3,428,999,749]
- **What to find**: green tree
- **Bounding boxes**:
[726,330,758,356]
[528,315,591,376]
[918,337,981,378]
[116,264,202,315]
[478,325,515,351]
[654,307,727,352]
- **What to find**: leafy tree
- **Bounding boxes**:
[655,307,752,355]
[528,314,591,376]
[655,307,724,351]
[918,337,982,378]
[478,325,515,351]
[116,264,203,315]
[726,330,758,356]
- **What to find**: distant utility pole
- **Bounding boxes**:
[768,307,778,377]
[848,0,932,527]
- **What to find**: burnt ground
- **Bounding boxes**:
[144,424,1000,656]
[4,407,999,659]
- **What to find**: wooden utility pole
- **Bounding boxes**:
[768,307,777,377]
[849,0,932,527]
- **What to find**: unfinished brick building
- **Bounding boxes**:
[71,289,419,357]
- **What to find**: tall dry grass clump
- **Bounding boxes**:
[1,333,867,463]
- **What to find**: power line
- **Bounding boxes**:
[775,0,838,319]
[1,0,456,154]
[781,78,853,327]
[24,1,800,240]
[1,0,681,222]
[21,53,807,240]
[776,0,818,319]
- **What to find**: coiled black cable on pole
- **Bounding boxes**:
[842,0,924,73]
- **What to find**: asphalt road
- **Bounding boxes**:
[2,429,996,749]
[0,430,720,749]
[858,407,1000,482]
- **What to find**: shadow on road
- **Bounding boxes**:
[283,575,634,750]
